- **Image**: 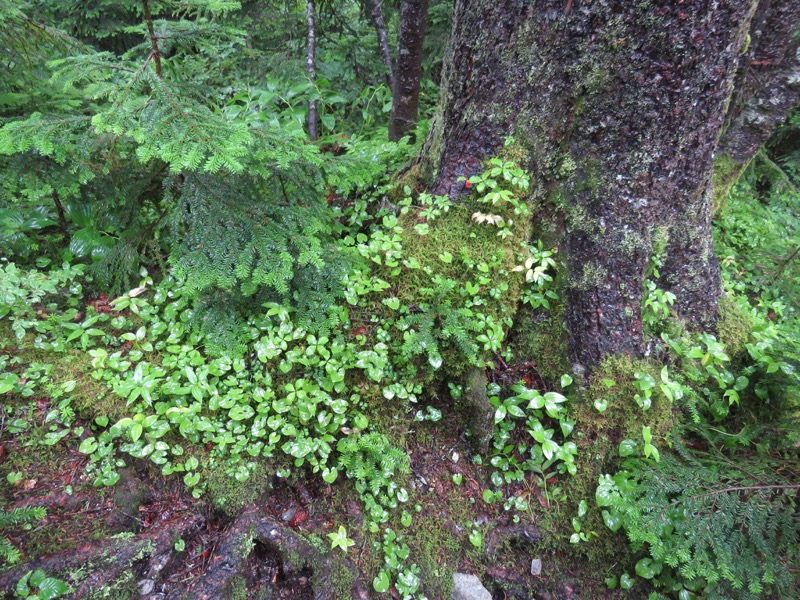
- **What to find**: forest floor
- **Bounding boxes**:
[0,366,602,600]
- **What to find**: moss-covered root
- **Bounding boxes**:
[0,511,205,597]
[462,366,494,454]
[166,505,369,600]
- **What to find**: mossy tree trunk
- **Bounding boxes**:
[421,0,759,373]
[717,2,800,181]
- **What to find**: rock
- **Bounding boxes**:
[137,579,155,596]
[530,558,542,576]
[453,573,492,600]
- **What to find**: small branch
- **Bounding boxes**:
[369,0,394,87]
[306,0,318,141]
[142,0,162,77]
[51,190,68,233]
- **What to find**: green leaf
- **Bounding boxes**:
[618,439,637,457]
[620,573,634,590]
[38,575,70,599]
[78,437,98,454]
[327,526,355,553]
[635,557,662,579]
[560,374,573,387]
[602,510,622,532]
[131,423,143,442]
[322,467,338,483]
[468,529,483,548]
[228,404,255,421]
[319,114,335,131]
[373,571,391,593]
[595,475,617,507]
[641,426,652,444]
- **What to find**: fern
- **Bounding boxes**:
[0,506,47,565]
[600,447,799,599]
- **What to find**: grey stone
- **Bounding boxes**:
[137,579,154,596]
[452,573,492,600]
[531,558,543,576]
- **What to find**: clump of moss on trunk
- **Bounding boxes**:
[716,294,754,358]
[712,154,745,215]
[555,355,676,570]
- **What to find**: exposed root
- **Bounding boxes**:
[0,511,205,597]
[7,490,95,512]
[166,504,369,600]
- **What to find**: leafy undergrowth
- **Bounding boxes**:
[0,161,604,599]
[1,373,601,599]
[1,153,799,600]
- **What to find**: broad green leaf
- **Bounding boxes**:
[78,437,98,454]
[373,571,391,593]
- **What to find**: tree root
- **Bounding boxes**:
[0,511,204,597]
[7,490,96,513]
[166,504,369,600]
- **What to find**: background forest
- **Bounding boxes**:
[0,1,798,599]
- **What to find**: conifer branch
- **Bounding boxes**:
[141,0,162,77]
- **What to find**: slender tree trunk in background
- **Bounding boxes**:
[369,0,394,87]
[718,1,800,169]
[306,0,318,141]
[421,0,760,373]
[389,0,428,142]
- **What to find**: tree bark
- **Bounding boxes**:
[719,1,800,165]
[389,0,428,142]
[307,0,318,141]
[421,0,759,372]
[369,0,394,87]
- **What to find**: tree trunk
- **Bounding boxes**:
[306,0,318,141]
[369,0,394,87]
[719,1,800,166]
[389,0,428,142]
[421,0,759,372]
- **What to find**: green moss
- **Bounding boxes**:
[712,154,747,215]
[84,571,138,600]
[555,355,676,569]
[511,288,570,385]
[226,575,250,600]
[716,294,754,358]
[326,559,355,600]
[203,458,272,517]
[391,182,532,384]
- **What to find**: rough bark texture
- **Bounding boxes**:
[307,0,318,141]
[0,511,205,597]
[370,0,394,87]
[720,1,800,165]
[421,0,758,371]
[167,506,369,600]
[389,0,428,142]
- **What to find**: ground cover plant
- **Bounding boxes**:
[1,1,799,599]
